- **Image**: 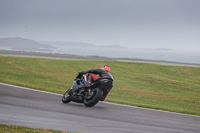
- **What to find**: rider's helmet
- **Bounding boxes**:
[102,65,110,73]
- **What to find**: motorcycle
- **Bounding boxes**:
[62,75,110,107]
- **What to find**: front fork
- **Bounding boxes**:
[83,88,92,100]
[88,88,91,95]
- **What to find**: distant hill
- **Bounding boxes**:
[97,44,128,49]
[39,41,128,49]
[0,37,128,52]
[0,37,55,51]
[39,41,95,47]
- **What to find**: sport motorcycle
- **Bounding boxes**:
[62,75,111,107]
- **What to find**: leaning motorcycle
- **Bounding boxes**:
[62,75,109,107]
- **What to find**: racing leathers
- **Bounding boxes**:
[78,69,114,101]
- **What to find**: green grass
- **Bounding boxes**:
[0,56,200,116]
[0,124,72,133]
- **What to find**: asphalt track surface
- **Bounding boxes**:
[0,83,200,133]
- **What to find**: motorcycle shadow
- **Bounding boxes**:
[64,102,106,109]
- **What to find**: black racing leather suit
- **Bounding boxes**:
[80,69,113,81]
[78,69,114,100]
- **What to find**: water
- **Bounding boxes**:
[54,46,200,64]
[1,46,200,64]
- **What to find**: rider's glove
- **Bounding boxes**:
[78,72,84,76]
[77,72,83,78]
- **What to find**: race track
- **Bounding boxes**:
[0,83,200,133]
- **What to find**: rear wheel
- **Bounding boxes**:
[84,88,102,107]
[62,88,72,104]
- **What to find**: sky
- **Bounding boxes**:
[0,0,200,51]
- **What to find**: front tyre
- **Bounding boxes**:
[62,88,72,104]
[84,88,102,107]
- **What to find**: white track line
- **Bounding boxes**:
[1,82,200,118]
[0,82,62,96]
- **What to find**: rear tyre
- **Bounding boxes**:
[84,88,102,107]
[62,88,72,104]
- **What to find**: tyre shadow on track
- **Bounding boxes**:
[62,102,106,109]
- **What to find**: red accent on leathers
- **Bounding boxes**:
[86,73,99,84]
[86,73,111,101]
[102,88,110,100]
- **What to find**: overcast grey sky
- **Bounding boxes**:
[0,0,200,51]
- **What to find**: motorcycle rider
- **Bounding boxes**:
[77,65,113,101]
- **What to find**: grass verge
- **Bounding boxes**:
[0,56,200,116]
[0,124,72,133]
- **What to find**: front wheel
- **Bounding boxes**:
[84,88,102,107]
[62,88,72,104]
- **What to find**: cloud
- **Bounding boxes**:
[0,0,200,51]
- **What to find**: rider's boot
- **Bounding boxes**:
[100,96,105,101]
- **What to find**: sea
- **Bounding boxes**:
[52,46,200,64]
[1,46,200,64]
